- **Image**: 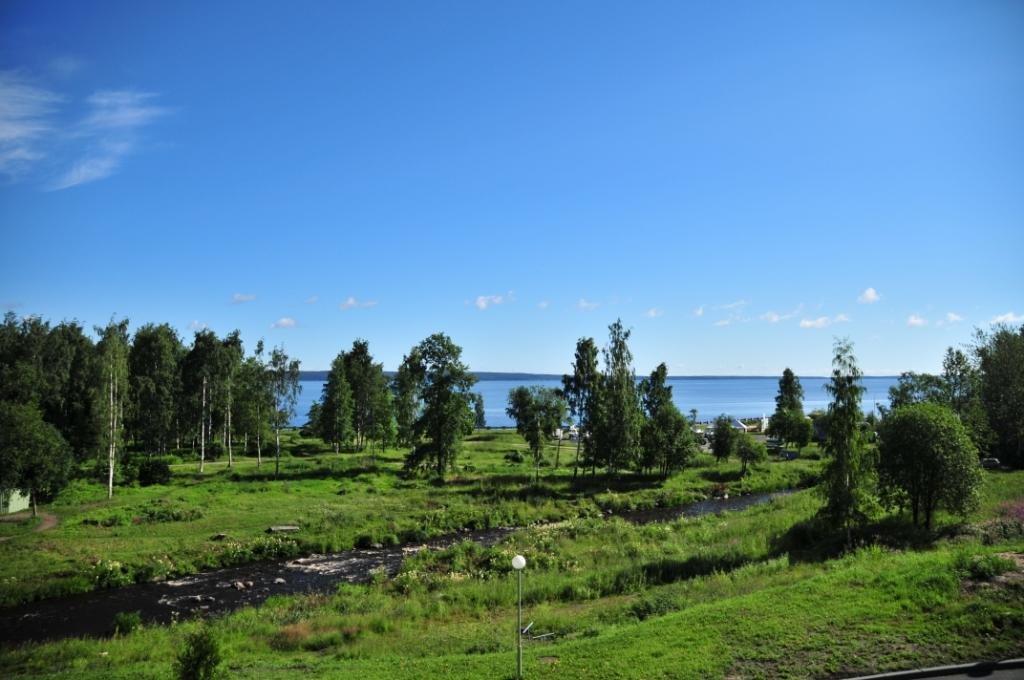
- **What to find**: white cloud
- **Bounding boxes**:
[188,320,208,331]
[937,312,964,327]
[907,314,927,327]
[857,287,881,304]
[473,291,515,311]
[306,295,319,304]
[760,304,803,324]
[340,297,378,310]
[714,319,732,327]
[231,293,255,304]
[718,300,747,310]
[692,305,705,317]
[0,73,170,189]
[537,300,549,309]
[991,311,1024,325]
[475,294,503,310]
[799,314,850,329]
[645,308,663,318]
[51,89,170,190]
[0,71,61,178]
[578,298,600,311]
[271,317,296,329]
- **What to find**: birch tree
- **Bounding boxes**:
[561,337,600,479]
[95,319,130,498]
[268,345,300,477]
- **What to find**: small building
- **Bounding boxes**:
[731,419,749,432]
[1,489,30,515]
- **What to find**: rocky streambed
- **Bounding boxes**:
[0,490,791,645]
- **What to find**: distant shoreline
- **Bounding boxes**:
[298,371,900,381]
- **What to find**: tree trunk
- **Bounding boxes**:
[31,491,37,517]
[572,436,581,480]
[256,403,262,468]
[200,376,207,473]
[554,436,562,469]
[107,367,115,500]
[275,428,281,478]
[226,387,233,468]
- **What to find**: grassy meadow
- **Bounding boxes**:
[1,429,1022,679]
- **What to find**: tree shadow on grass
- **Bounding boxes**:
[224,464,401,484]
[700,469,745,484]
[770,513,963,565]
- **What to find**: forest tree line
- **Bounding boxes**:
[1,309,1022,518]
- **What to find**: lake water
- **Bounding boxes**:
[293,375,899,427]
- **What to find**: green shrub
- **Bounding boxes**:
[112,610,142,635]
[954,552,1016,580]
[138,458,172,486]
[91,560,134,588]
[175,626,221,680]
[140,500,203,523]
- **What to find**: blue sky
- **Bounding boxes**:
[1,1,1022,375]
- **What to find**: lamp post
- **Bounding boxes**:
[512,554,526,679]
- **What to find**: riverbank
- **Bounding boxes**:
[0,430,820,608]
[0,491,791,644]
[2,474,1021,679]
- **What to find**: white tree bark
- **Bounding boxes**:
[200,375,207,472]
[107,366,115,500]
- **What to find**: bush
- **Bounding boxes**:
[206,442,224,461]
[954,552,1016,580]
[138,458,172,486]
[140,500,203,523]
[112,610,142,636]
[175,626,221,680]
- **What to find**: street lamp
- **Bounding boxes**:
[512,554,527,679]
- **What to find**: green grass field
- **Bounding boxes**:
[1,429,1022,679]
[0,430,819,607]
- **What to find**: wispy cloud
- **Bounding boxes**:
[936,312,964,327]
[0,71,61,179]
[537,300,549,310]
[340,296,378,310]
[692,305,705,317]
[231,292,256,304]
[857,287,881,304]
[271,317,296,329]
[51,90,170,190]
[991,311,1024,325]
[306,295,319,304]
[760,304,803,324]
[188,320,208,331]
[799,314,850,329]
[644,308,664,318]
[578,298,600,311]
[707,299,750,326]
[474,291,514,310]
[907,314,927,327]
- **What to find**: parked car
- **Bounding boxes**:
[980,457,1001,470]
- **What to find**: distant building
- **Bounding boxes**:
[1,489,30,515]
[732,419,749,432]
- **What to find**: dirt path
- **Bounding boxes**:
[0,511,58,542]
